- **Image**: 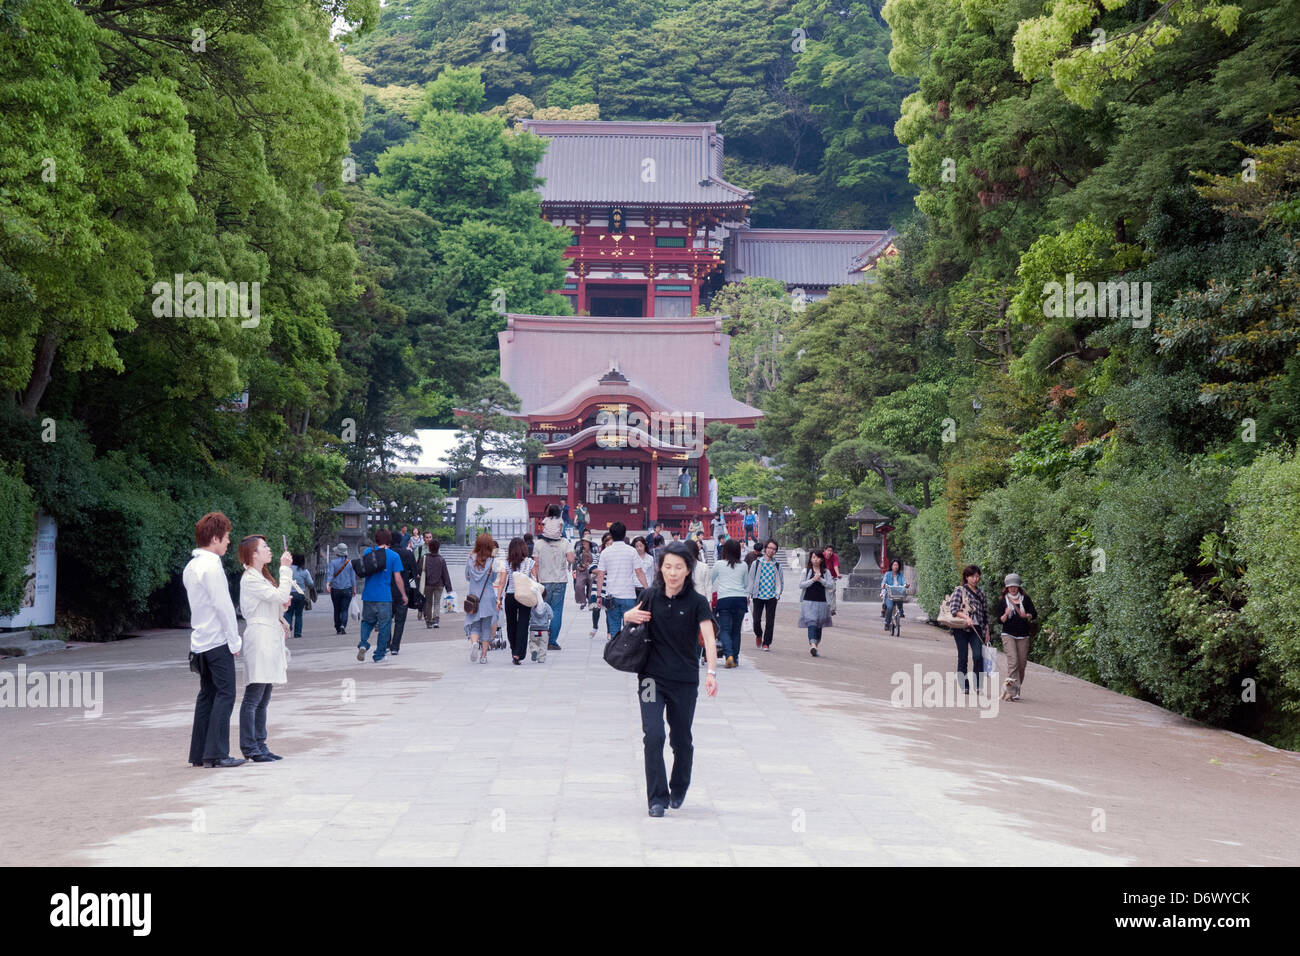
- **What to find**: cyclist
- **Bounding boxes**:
[881,558,907,633]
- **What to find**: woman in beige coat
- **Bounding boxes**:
[238,535,293,761]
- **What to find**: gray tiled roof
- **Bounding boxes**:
[519,120,752,207]
[726,228,895,288]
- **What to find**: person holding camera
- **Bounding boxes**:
[238,535,293,761]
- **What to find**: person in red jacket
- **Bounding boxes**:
[822,546,841,615]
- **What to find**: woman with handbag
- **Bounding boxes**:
[798,550,834,657]
[464,533,501,664]
[619,541,717,818]
[943,564,990,695]
[237,535,293,761]
[992,573,1036,700]
[502,537,538,665]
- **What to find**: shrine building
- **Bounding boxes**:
[496,120,894,534]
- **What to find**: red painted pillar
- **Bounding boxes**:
[697,450,709,516]
[648,452,659,525]
[566,450,576,511]
[577,277,587,315]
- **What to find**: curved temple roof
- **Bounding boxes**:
[499,314,762,424]
[519,120,752,208]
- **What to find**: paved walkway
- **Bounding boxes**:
[2,588,1298,865]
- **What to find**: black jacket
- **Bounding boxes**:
[992,592,1037,638]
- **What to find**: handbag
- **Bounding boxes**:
[513,570,541,608]
[936,587,971,630]
[464,565,492,614]
[604,591,654,673]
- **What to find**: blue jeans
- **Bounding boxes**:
[239,683,273,756]
[807,626,822,644]
[543,582,566,646]
[359,600,393,660]
[953,628,985,692]
[284,593,305,637]
[715,596,746,660]
[607,597,638,638]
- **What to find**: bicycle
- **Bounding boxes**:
[884,585,908,636]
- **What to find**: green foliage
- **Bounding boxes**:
[716,461,779,508]
[1229,447,1300,713]
[0,461,37,617]
[910,502,958,619]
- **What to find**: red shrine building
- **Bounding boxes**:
[497,120,893,533]
[500,312,761,534]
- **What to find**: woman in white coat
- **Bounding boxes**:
[238,535,293,761]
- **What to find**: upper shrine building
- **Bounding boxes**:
[495,119,896,533]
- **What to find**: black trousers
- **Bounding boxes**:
[752,597,778,646]
[331,587,352,632]
[504,593,531,659]
[189,644,237,763]
[390,600,409,651]
[638,676,699,808]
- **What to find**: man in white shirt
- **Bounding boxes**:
[183,512,245,768]
[594,521,648,638]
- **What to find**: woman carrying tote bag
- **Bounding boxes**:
[237,535,293,761]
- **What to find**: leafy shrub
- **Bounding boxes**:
[910,503,958,619]
[1084,456,1235,713]
[1229,447,1300,715]
[0,461,37,617]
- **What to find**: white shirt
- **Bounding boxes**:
[708,476,719,512]
[637,550,656,586]
[183,549,241,654]
[597,540,642,599]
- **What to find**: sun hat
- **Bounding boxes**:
[334,543,349,556]
[1004,573,1022,587]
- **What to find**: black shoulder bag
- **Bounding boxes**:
[603,589,655,674]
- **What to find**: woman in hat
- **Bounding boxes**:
[992,573,1036,700]
[325,543,356,635]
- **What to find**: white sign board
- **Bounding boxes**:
[0,513,57,629]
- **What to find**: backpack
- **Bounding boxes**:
[360,546,386,578]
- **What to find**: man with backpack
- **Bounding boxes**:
[355,528,407,663]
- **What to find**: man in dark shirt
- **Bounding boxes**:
[388,532,417,655]
[622,542,717,818]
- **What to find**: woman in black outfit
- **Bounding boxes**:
[620,541,718,818]
[502,537,536,665]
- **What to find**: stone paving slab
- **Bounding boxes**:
[3,589,1298,866]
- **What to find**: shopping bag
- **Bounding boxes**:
[443,592,456,614]
[348,593,363,621]
[983,645,996,674]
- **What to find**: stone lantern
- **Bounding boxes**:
[842,504,889,601]
[330,489,371,560]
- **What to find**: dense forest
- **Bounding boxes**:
[2,0,1299,745]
